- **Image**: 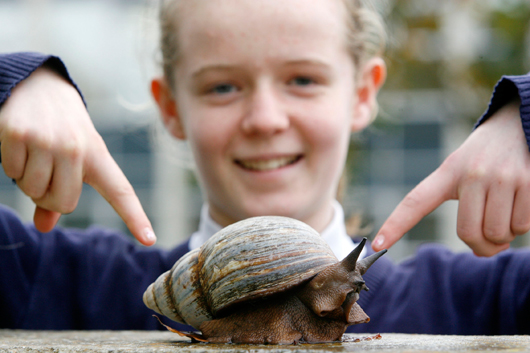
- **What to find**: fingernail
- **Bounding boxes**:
[373,235,385,249]
[144,227,157,244]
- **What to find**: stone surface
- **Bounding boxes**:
[1,330,529,353]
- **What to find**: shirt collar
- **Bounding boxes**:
[189,200,364,260]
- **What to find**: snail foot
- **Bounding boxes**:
[200,314,303,344]
[153,315,208,342]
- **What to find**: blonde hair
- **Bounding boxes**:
[158,0,386,92]
[342,0,386,75]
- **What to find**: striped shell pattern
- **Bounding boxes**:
[143,216,338,329]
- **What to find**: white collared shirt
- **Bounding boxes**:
[189,200,365,260]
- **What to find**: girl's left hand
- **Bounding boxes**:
[0,66,156,245]
[373,99,529,256]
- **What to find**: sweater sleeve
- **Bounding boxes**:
[348,244,530,335]
[0,205,41,328]
[0,52,84,107]
[0,204,189,330]
[475,72,530,150]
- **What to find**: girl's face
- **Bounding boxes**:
[153,0,385,232]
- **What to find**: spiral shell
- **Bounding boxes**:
[143,216,337,329]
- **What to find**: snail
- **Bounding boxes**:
[143,216,386,344]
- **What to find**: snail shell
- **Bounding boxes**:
[143,216,338,329]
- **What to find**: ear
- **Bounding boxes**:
[351,57,387,132]
[151,77,186,140]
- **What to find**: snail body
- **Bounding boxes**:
[143,216,386,344]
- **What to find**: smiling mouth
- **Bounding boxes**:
[235,155,302,171]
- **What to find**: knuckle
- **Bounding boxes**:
[34,134,54,151]
[456,223,477,242]
[511,220,530,235]
[114,183,136,199]
[462,165,488,183]
[493,168,514,186]
[5,124,28,141]
[25,188,43,199]
[60,140,84,162]
[20,181,46,199]
[484,223,516,244]
[38,197,78,215]
[401,191,423,211]
[58,200,78,214]
[3,165,22,180]
[11,125,54,150]
[105,183,137,213]
[439,152,458,172]
[482,226,507,243]
[524,178,530,189]
[27,189,45,199]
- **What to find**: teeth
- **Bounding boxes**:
[238,156,299,171]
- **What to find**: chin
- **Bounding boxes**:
[240,202,306,222]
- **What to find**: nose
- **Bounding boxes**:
[241,82,289,135]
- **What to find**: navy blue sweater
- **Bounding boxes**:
[1,52,529,334]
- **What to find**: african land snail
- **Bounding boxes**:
[143,216,386,344]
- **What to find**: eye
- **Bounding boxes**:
[210,83,237,95]
[354,280,367,292]
[289,76,315,87]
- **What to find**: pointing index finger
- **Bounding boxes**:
[372,167,456,251]
[86,151,156,246]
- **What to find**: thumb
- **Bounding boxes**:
[372,168,456,251]
[86,153,157,246]
[33,206,62,233]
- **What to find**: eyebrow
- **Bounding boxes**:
[284,59,331,68]
[190,59,331,79]
[191,65,240,80]
[283,59,333,75]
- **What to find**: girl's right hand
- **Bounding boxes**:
[0,66,156,245]
[373,99,528,256]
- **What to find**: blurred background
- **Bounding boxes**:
[0,0,529,261]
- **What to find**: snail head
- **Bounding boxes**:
[296,238,387,324]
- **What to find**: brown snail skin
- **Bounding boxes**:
[143,216,386,344]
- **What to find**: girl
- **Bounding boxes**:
[150,0,387,261]
[1,0,529,333]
